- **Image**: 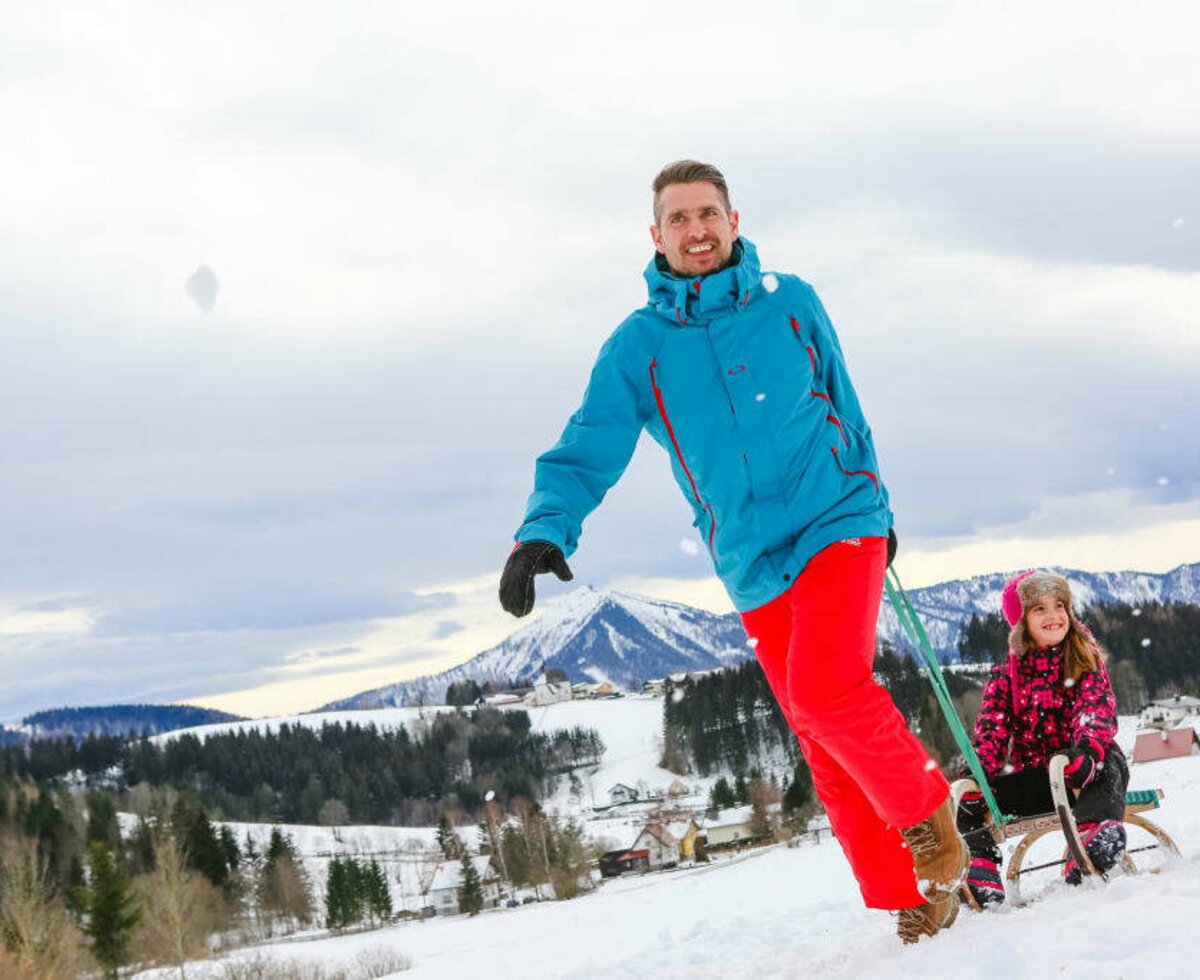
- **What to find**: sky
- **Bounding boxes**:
[2,1,1198,722]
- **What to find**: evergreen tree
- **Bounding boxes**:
[85,790,121,851]
[173,800,229,888]
[457,854,484,916]
[80,840,142,978]
[782,754,814,814]
[324,855,366,930]
[709,777,736,810]
[436,813,464,860]
[365,859,391,925]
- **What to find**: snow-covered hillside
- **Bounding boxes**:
[144,707,1200,979]
[320,587,751,710]
[317,562,1200,709]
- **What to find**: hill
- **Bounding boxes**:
[16,703,246,740]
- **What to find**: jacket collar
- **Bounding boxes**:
[643,237,761,325]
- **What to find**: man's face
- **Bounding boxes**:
[650,182,739,278]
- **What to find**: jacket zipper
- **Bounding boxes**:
[791,315,880,492]
[649,359,716,555]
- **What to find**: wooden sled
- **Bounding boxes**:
[950,754,1182,906]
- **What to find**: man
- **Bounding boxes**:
[499,161,967,942]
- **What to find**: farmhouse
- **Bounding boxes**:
[427,857,501,915]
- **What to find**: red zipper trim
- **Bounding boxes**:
[795,315,854,452]
[830,447,880,493]
[827,415,849,446]
[650,359,716,553]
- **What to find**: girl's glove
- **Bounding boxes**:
[1063,742,1103,791]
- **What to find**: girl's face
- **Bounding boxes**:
[1026,597,1070,648]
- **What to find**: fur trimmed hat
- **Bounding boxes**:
[1001,570,1036,626]
[1006,571,1077,653]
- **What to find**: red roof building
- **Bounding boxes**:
[1132,727,1200,763]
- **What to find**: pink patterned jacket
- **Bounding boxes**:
[972,645,1119,778]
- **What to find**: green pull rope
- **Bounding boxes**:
[884,567,1013,827]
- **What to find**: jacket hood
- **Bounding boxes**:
[643,237,762,325]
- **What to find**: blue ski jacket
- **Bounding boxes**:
[514,238,893,613]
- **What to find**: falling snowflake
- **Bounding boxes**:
[923,760,937,772]
[1156,476,1170,486]
[1105,467,1117,477]
[1141,638,1152,648]
[746,637,760,649]
[1064,677,1075,688]
[1002,763,1015,774]
[185,265,219,312]
[1172,218,1186,229]
[1132,608,1142,617]
[679,538,701,556]
[762,273,779,293]
[755,393,766,402]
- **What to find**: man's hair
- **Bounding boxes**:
[652,160,732,224]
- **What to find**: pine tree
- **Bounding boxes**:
[436,813,464,860]
[457,854,484,916]
[365,859,391,925]
[782,754,814,814]
[709,776,736,810]
[80,840,142,978]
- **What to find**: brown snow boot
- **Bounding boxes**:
[897,892,960,945]
[900,797,969,899]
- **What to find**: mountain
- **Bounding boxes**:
[880,561,1200,657]
[321,561,1200,709]
[320,587,751,710]
[14,703,246,741]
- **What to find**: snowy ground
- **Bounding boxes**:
[149,708,1200,978]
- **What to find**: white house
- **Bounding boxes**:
[703,805,760,849]
[1140,696,1200,730]
[427,856,501,915]
[631,822,681,869]
[525,677,572,707]
[608,783,639,806]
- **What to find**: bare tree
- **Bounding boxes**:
[133,834,220,978]
[0,832,94,978]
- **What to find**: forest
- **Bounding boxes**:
[1,708,604,827]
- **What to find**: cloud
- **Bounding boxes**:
[1,0,1198,721]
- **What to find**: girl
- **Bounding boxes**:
[958,571,1129,907]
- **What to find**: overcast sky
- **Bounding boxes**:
[2,1,1198,722]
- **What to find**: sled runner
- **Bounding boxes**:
[951,753,1182,905]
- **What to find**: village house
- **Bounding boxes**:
[571,681,617,700]
[642,678,666,696]
[608,783,639,806]
[524,675,572,707]
[1132,727,1200,764]
[598,848,650,878]
[663,818,701,861]
[426,857,501,916]
[1139,696,1200,730]
[631,822,681,869]
[702,804,775,850]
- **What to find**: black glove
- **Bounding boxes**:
[1063,742,1101,792]
[499,541,573,617]
[887,528,898,567]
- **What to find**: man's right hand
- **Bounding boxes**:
[499,541,574,617]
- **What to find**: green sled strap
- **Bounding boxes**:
[884,566,1013,827]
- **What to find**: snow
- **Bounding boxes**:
[145,709,1200,978]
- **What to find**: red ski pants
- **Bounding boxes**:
[741,537,948,909]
